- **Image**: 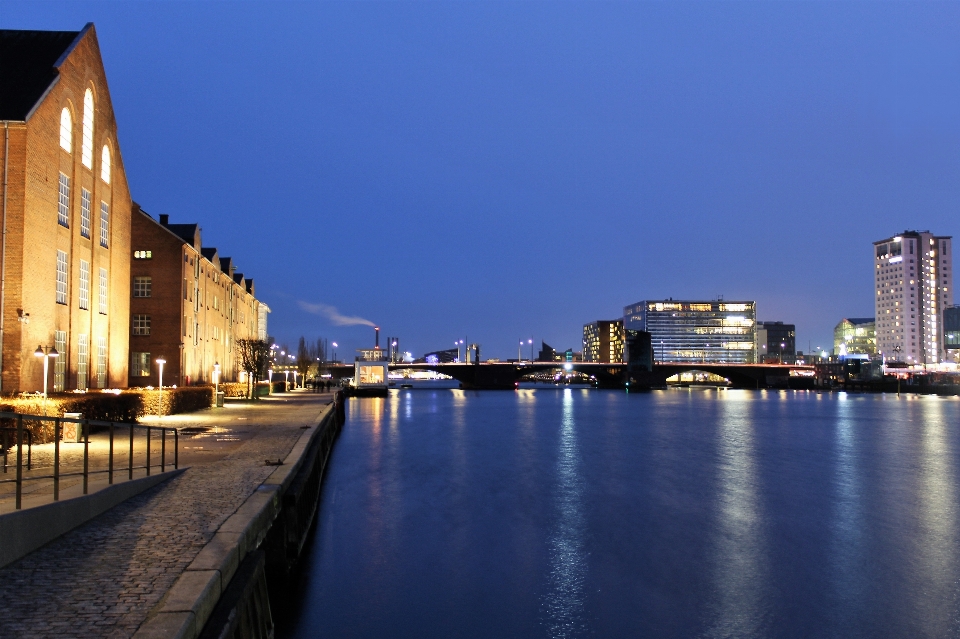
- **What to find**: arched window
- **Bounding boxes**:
[81,89,94,169]
[101,145,111,184]
[59,108,72,152]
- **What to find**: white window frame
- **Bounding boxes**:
[132,314,151,336]
[79,260,90,310]
[96,337,107,388]
[60,108,72,153]
[81,89,94,169]
[100,201,109,247]
[77,334,88,389]
[56,251,68,304]
[133,276,152,298]
[58,173,70,227]
[99,267,108,314]
[80,188,91,238]
[101,145,111,184]
[54,330,66,392]
[131,352,151,377]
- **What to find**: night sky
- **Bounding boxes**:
[4,2,959,359]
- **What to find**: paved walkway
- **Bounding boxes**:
[0,391,334,639]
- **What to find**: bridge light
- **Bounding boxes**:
[564,363,573,371]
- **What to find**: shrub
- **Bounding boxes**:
[220,382,249,398]
[138,387,213,416]
[0,393,143,443]
[270,380,286,394]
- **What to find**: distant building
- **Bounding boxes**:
[874,231,953,366]
[944,306,960,359]
[582,320,624,363]
[623,299,756,364]
[833,318,876,357]
[756,321,796,364]
[423,348,458,364]
[537,341,558,362]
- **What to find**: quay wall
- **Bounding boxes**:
[134,392,345,639]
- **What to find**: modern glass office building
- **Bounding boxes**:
[622,300,756,364]
[833,318,877,357]
[582,320,624,363]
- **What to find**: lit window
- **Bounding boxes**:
[130,352,150,377]
[100,202,109,247]
[79,260,90,310]
[96,337,107,388]
[56,250,68,304]
[58,173,70,227]
[54,330,66,392]
[77,334,88,389]
[60,108,72,152]
[81,89,94,169]
[132,314,151,336]
[133,276,152,298]
[80,188,91,238]
[101,145,110,184]
[134,250,152,259]
[99,268,108,314]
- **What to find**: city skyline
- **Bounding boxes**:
[3,3,959,359]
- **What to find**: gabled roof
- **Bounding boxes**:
[0,26,87,121]
[200,247,219,264]
[165,223,199,246]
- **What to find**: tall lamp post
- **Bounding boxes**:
[518,339,523,362]
[156,358,166,417]
[529,338,533,362]
[34,345,59,409]
[332,342,338,364]
[213,361,220,406]
[894,345,902,397]
[780,341,785,365]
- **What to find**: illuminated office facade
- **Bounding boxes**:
[833,318,876,356]
[623,300,756,364]
[874,231,953,366]
[582,320,624,363]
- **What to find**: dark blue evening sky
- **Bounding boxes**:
[4,1,959,359]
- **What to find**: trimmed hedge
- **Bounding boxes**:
[0,387,213,444]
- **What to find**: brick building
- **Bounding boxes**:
[0,24,132,393]
[129,206,263,387]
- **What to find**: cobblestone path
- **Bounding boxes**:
[0,396,329,638]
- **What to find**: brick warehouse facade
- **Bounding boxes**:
[129,206,263,387]
[0,25,132,393]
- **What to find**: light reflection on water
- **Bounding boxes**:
[540,389,588,637]
[705,392,769,638]
[277,390,960,639]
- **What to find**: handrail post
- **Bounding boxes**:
[161,428,166,472]
[15,415,23,510]
[108,422,114,485]
[26,427,31,470]
[146,426,151,476]
[128,424,134,480]
[54,418,60,501]
[83,419,89,495]
[174,428,178,469]
[3,430,7,473]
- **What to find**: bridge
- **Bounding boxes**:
[325,361,814,390]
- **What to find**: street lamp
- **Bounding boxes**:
[780,341,785,365]
[529,338,533,362]
[34,344,59,403]
[518,339,524,362]
[332,342,338,363]
[156,358,166,417]
[213,361,220,402]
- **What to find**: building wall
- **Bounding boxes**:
[833,319,876,357]
[582,320,623,363]
[874,232,953,366]
[756,322,796,364]
[624,300,756,364]
[128,208,260,387]
[1,25,131,393]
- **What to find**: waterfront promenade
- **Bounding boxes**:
[0,391,335,639]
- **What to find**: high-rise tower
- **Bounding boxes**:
[873,231,953,366]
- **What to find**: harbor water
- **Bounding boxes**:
[276,385,960,638]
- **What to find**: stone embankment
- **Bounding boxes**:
[0,391,344,639]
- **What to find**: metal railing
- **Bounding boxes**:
[0,412,178,510]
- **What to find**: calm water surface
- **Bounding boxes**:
[276,387,960,638]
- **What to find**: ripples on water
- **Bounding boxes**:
[276,388,960,639]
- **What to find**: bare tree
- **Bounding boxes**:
[236,338,271,399]
[297,336,311,382]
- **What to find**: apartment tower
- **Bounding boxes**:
[874,231,953,366]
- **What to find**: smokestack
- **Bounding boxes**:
[375,326,380,348]
[159,214,169,225]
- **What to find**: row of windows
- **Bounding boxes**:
[55,251,108,313]
[56,172,110,247]
[59,90,111,183]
